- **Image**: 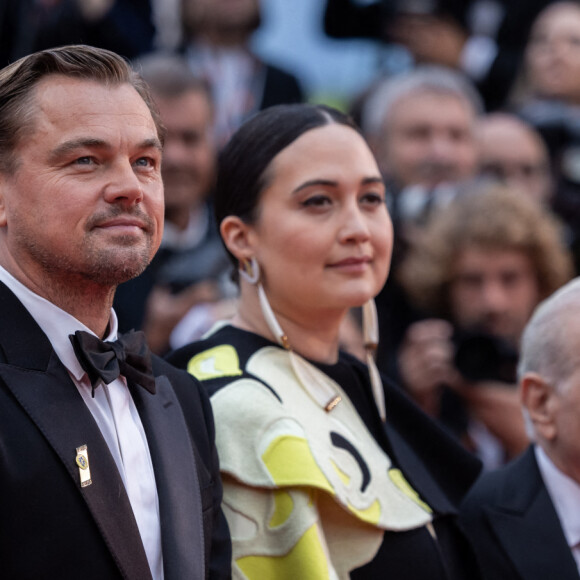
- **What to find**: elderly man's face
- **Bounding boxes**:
[476,115,552,205]
[547,358,580,483]
[0,75,164,290]
[377,91,477,190]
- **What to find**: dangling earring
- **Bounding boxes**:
[239,256,289,348]
[258,284,290,350]
[363,299,386,422]
[240,255,342,412]
[239,256,260,285]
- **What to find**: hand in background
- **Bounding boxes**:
[398,318,461,415]
[143,281,220,355]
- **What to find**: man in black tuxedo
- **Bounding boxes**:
[459,277,580,579]
[0,45,230,579]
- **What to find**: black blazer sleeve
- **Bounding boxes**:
[153,359,232,579]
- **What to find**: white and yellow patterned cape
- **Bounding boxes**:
[185,327,435,579]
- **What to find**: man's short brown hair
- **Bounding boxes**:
[0,44,164,174]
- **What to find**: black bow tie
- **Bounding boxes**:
[70,330,156,397]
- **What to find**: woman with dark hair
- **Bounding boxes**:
[168,103,482,579]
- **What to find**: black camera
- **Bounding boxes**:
[453,330,519,385]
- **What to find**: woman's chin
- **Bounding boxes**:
[339,289,378,309]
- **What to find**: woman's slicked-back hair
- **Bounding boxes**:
[215,103,358,231]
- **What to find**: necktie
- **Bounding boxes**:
[70,330,156,396]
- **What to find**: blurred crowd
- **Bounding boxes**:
[3,0,580,470]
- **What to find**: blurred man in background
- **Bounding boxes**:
[475,112,553,206]
[397,184,572,469]
[180,0,304,146]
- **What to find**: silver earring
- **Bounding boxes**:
[239,256,260,285]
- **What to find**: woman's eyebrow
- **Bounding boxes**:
[292,179,337,194]
[292,176,384,195]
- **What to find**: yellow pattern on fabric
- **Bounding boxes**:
[236,524,330,580]
[388,468,432,513]
[186,345,243,380]
[347,499,381,525]
[330,459,351,487]
[269,490,294,528]
[261,435,334,494]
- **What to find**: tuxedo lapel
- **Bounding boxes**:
[484,449,579,580]
[0,355,153,580]
[0,282,153,580]
[131,375,205,580]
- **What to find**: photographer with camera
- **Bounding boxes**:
[396,183,573,469]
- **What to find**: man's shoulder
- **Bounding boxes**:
[460,446,538,516]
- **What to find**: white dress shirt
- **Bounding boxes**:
[0,266,164,580]
[535,444,580,574]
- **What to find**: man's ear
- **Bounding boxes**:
[0,174,7,227]
[521,372,557,441]
[220,216,256,262]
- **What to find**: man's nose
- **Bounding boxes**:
[481,279,510,311]
[102,161,144,205]
[429,135,456,160]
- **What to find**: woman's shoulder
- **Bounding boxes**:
[166,323,278,394]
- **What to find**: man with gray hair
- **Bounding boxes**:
[459,277,580,579]
[365,66,483,384]
[361,65,482,226]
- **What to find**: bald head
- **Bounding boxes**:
[476,113,552,204]
[519,276,580,482]
[519,277,580,386]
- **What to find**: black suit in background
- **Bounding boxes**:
[459,445,580,580]
[0,280,231,580]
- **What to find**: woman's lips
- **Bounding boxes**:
[327,256,372,273]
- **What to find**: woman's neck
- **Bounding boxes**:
[232,283,345,364]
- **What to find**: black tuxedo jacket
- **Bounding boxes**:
[0,281,231,579]
[459,445,579,580]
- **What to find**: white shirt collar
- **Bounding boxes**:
[0,265,118,381]
[535,444,580,549]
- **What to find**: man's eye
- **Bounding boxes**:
[134,157,155,168]
[74,156,94,165]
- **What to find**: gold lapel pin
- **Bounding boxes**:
[75,444,92,488]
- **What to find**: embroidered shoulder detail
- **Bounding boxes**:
[187,345,243,381]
